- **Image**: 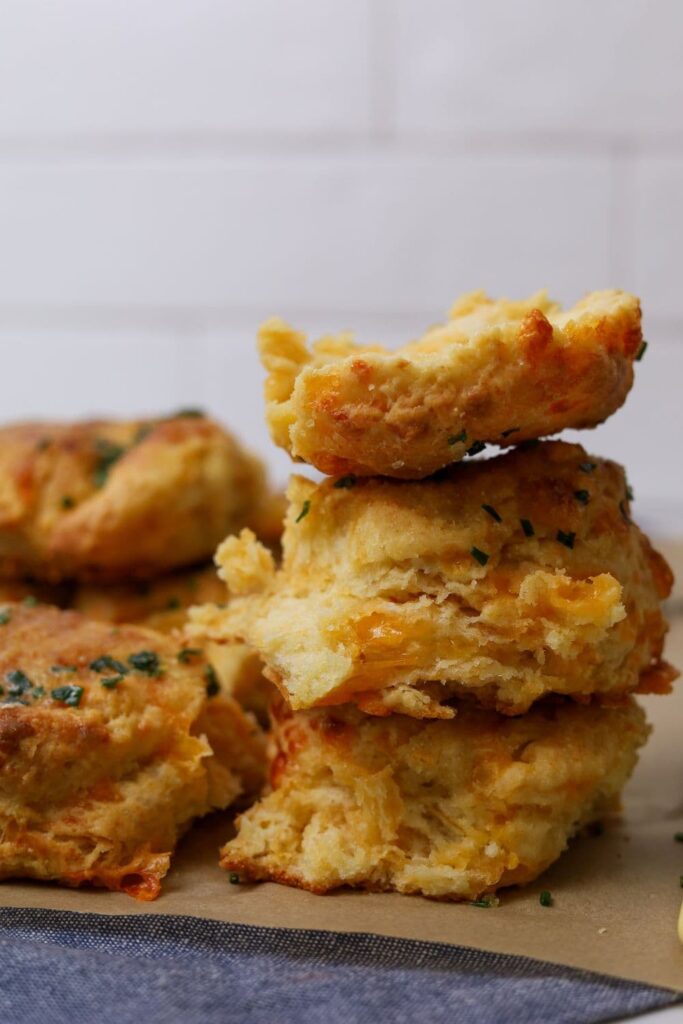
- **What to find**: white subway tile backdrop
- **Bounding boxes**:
[0,1,680,530]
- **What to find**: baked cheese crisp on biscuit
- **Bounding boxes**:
[0,412,266,582]
[192,441,675,718]
[0,604,264,899]
[260,290,642,478]
[221,698,648,900]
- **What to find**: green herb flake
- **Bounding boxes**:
[635,340,648,361]
[579,461,596,474]
[469,897,494,908]
[626,484,634,501]
[22,595,38,608]
[228,873,240,885]
[128,650,161,676]
[93,439,125,488]
[447,430,467,446]
[520,518,535,538]
[177,647,203,664]
[35,437,52,452]
[90,655,129,676]
[133,424,154,445]
[334,474,357,489]
[295,500,311,524]
[205,664,220,697]
[51,664,77,674]
[470,547,490,566]
[60,495,75,510]
[619,499,631,525]
[556,530,576,550]
[466,440,486,457]
[539,890,553,907]
[573,489,590,505]
[6,670,33,696]
[32,686,45,698]
[101,675,123,689]
[0,609,11,626]
[481,504,502,524]
[173,408,205,419]
[674,832,683,843]
[166,597,181,610]
[51,685,84,708]
[500,426,520,438]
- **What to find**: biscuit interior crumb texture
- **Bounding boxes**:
[0,413,267,582]
[259,290,642,478]
[191,441,675,717]
[221,698,649,900]
[0,604,265,899]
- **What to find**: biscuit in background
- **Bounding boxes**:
[0,603,265,899]
[221,697,649,900]
[0,411,268,582]
[260,290,643,479]
[193,441,676,718]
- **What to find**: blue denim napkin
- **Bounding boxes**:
[0,908,678,1024]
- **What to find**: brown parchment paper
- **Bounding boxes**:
[1,545,682,993]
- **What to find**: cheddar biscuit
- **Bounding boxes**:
[0,604,264,899]
[221,698,648,900]
[0,412,266,582]
[260,290,642,478]
[192,442,675,717]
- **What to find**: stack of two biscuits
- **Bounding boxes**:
[196,289,677,901]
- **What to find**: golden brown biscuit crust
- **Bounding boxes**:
[192,441,675,717]
[0,604,264,898]
[221,697,648,900]
[260,290,642,478]
[0,413,265,582]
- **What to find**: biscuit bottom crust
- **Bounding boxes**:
[221,698,648,900]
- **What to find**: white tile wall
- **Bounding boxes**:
[0,1,681,526]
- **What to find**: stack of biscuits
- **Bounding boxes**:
[194,289,677,901]
[0,412,273,897]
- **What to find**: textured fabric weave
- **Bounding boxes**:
[0,907,677,1024]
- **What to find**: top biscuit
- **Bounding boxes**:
[0,412,265,582]
[260,290,643,478]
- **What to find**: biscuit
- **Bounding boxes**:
[72,566,274,723]
[260,290,642,478]
[0,412,266,582]
[221,697,648,900]
[0,604,264,898]
[192,441,675,717]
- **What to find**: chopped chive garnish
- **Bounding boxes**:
[90,655,128,676]
[100,676,123,689]
[579,462,596,474]
[205,664,220,697]
[539,890,553,907]
[6,670,32,696]
[173,408,205,419]
[674,832,683,843]
[32,686,44,698]
[51,685,83,707]
[93,439,125,489]
[128,650,161,676]
[228,873,240,885]
[556,530,576,550]
[500,427,520,438]
[22,595,38,608]
[635,340,648,361]
[466,441,486,457]
[470,547,489,566]
[334,475,357,489]
[51,664,77,674]
[178,647,203,663]
[295,500,311,523]
[520,518,535,537]
[60,495,75,509]
[0,609,10,626]
[469,898,494,908]
[574,490,590,505]
[619,500,631,525]
[447,430,467,446]
[481,504,502,523]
